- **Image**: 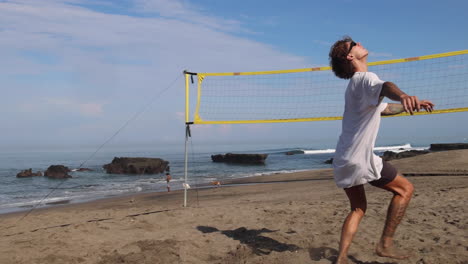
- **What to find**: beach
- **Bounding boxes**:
[1,150,467,264]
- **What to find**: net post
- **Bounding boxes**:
[184,71,190,123]
[183,70,189,207]
[183,123,192,207]
[183,70,196,207]
[183,124,189,207]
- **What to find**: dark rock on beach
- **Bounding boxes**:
[382,150,430,161]
[45,165,72,179]
[324,143,468,165]
[211,153,268,164]
[103,157,169,175]
[430,143,468,151]
[285,150,304,155]
[325,149,429,163]
[382,143,468,161]
[16,169,42,178]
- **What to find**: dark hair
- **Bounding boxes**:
[329,36,355,79]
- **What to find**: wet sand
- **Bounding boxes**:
[1,150,467,264]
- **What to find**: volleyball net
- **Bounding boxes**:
[184,50,468,125]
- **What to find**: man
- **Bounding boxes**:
[328,37,434,263]
[166,172,172,192]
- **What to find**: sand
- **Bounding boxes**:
[1,150,467,264]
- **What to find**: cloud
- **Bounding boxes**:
[19,97,104,117]
[313,40,332,46]
[46,98,104,116]
[132,0,246,33]
[0,0,307,81]
[369,51,393,58]
[0,0,310,144]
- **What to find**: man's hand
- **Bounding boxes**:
[420,100,434,112]
[400,95,434,114]
[400,94,420,115]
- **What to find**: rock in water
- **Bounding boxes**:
[45,165,72,179]
[211,153,268,164]
[103,157,169,175]
[16,168,42,178]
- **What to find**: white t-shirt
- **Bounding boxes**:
[333,72,388,188]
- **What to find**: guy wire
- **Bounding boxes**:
[5,73,182,227]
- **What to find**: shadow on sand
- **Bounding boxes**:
[197,226,397,263]
[197,226,300,255]
[309,246,397,264]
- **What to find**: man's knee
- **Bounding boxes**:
[384,175,414,200]
[398,178,414,200]
[404,181,414,199]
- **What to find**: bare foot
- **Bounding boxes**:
[376,241,410,259]
[334,255,348,264]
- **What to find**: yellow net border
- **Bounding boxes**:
[186,50,468,124]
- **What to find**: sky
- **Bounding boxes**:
[1,0,467,150]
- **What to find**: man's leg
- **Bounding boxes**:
[375,174,414,259]
[336,184,367,264]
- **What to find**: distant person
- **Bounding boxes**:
[328,37,434,263]
[165,172,172,192]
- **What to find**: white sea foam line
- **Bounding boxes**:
[302,143,428,155]
[389,147,429,153]
[241,169,310,178]
[1,179,180,209]
[373,143,412,151]
[303,149,335,154]
[0,196,73,208]
[259,169,305,175]
[0,189,150,209]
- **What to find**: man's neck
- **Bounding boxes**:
[353,57,368,72]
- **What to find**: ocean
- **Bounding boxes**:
[0,142,428,214]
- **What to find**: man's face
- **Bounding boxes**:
[347,41,368,60]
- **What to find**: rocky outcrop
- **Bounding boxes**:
[383,143,468,161]
[381,150,430,161]
[285,150,304,155]
[324,143,468,163]
[16,169,42,178]
[211,153,268,164]
[45,165,72,179]
[103,157,169,175]
[430,143,468,151]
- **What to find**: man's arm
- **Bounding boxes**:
[381,82,420,115]
[381,103,405,116]
[381,101,434,116]
[380,82,406,101]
